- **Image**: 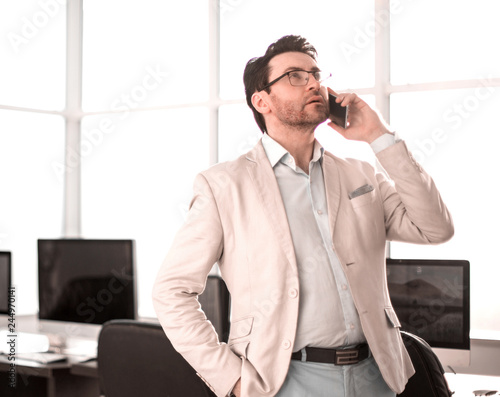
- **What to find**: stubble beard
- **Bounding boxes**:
[272,95,329,131]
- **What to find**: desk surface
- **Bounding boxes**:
[0,354,94,377]
[70,360,98,379]
[0,355,100,397]
[0,357,70,379]
[446,373,500,396]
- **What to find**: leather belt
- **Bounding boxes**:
[291,344,369,365]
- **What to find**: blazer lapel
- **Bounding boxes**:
[245,141,298,275]
[322,153,342,241]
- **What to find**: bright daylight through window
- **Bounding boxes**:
[0,0,498,339]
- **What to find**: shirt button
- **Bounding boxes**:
[288,288,298,299]
[287,158,293,164]
[317,209,323,215]
[342,284,348,290]
[350,324,355,330]
[282,340,292,350]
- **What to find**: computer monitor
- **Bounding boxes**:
[386,258,470,369]
[0,252,11,314]
[37,239,137,326]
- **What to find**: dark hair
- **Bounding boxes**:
[243,35,318,133]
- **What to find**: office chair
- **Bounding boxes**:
[97,275,230,397]
[397,331,453,397]
[98,320,217,397]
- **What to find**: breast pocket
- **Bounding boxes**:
[350,189,376,209]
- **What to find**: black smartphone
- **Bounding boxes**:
[328,93,348,129]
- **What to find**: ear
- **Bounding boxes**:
[251,91,271,115]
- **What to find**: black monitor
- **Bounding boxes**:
[37,239,137,325]
[386,258,470,368]
[0,252,11,314]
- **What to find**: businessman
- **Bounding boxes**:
[152,35,454,397]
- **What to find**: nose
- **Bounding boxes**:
[307,73,321,91]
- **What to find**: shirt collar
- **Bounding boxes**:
[261,133,324,168]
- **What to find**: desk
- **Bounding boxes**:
[445,373,500,396]
[71,360,98,379]
[0,356,100,397]
[0,314,101,396]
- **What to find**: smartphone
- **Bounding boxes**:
[328,93,348,129]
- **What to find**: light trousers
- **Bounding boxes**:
[274,355,396,397]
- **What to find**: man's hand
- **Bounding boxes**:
[231,378,242,397]
[327,88,392,144]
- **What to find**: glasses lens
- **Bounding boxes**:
[288,71,309,86]
[288,71,331,86]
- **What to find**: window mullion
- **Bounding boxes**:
[374,0,392,258]
[63,0,84,237]
[208,0,220,166]
[374,0,391,124]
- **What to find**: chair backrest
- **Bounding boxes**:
[398,331,453,397]
[97,275,230,397]
[98,320,216,397]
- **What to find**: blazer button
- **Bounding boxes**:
[282,340,291,350]
[288,288,298,298]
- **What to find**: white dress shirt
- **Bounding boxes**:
[261,132,396,352]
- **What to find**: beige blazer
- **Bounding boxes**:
[152,139,454,397]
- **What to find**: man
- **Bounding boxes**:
[152,35,454,397]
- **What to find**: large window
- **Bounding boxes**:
[389,0,500,338]
[0,1,66,110]
[219,0,375,100]
[82,0,209,111]
[0,111,64,314]
[1,0,499,337]
[390,0,500,84]
[81,108,209,317]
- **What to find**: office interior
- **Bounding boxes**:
[1,0,500,396]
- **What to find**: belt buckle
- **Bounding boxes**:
[335,349,359,365]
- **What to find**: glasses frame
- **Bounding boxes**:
[260,69,331,91]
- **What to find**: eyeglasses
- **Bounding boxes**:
[261,69,332,91]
